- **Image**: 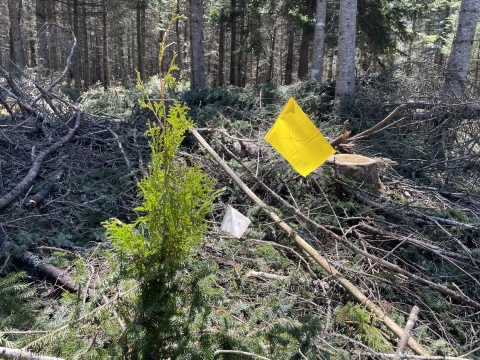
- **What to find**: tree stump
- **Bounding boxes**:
[327,154,383,193]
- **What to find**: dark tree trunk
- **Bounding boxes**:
[136,2,146,81]
[267,25,276,83]
[8,0,25,69]
[230,0,237,85]
[298,0,316,80]
[36,0,49,69]
[82,6,90,88]
[73,0,81,88]
[218,8,225,86]
[46,0,59,71]
[102,0,110,88]
[284,27,294,85]
[189,0,206,89]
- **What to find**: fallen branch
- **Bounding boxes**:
[0,346,64,360]
[0,113,81,211]
[246,270,288,281]
[22,251,77,293]
[395,306,420,360]
[190,128,430,356]
[348,104,406,142]
[214,350,270,360]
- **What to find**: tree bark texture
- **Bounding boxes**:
[297,0,316,80]
[218,8,225,86]
[102,0,110,88]
[189,0,206,89]
[36,0,49,69]
[311,0,327,82]
[8,0,26,69]
[73,0,81,88]
[335,0,357,106]
[230,0,237,85]
[82,6,90,88]
[136,2,146,81]
[444,0,480,96]
[284,27,294,85]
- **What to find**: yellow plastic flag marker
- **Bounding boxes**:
[264,97,336,177]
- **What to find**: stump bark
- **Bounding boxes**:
[327,154,382,193]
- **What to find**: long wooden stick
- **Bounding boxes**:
[395,306,420,360]
[190,128,430,356]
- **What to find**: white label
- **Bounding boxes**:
[220,205,251,238]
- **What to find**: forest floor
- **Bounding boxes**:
[1,63,480,359]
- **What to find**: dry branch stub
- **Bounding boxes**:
[327,154,384,193]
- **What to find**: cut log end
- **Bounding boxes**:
[327,154,383,193]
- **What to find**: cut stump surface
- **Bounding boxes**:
[327,154,382,193]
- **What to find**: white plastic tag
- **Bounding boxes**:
[220,205,251,238]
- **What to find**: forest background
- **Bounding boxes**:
[1,0,480,359]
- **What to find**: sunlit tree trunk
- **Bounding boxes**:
[311,0,327,82]
[335,0,357,108]
[189,0,206,89]
[444,0,480,96]
[8,0,25,69]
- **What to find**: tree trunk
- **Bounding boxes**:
[444,0,480,97]
[236,10,245,86]
[136,2,146,81]
[176,0,183,75]
[8,0,26,69]
[36,0,49,69]
[335,0,357,108]
[311,0,327,82]
[284,27,294,85]
[189,0,206,89]
[73,0,81,88]
[267,25,276,83]
[298,0,316,80]
[230,0,237,85]
[46,0,59,71]
[218,8,225,86]
[82,5,90,88]
[102,0,110,88]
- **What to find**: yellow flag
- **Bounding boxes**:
[264,98,336,177]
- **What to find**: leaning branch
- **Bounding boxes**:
[190,128,430,356]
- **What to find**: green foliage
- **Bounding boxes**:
[102,8,220,357]
[0,272,38,346]
[334,302,393,352]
